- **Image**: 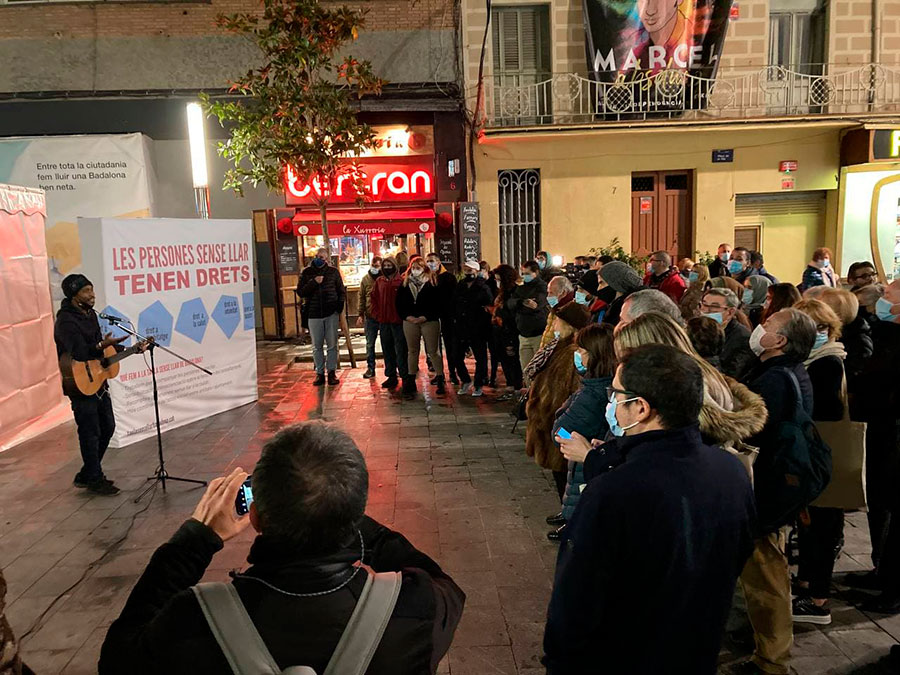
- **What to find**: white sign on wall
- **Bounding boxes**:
[79,217,258,448]
[0,133,156,305]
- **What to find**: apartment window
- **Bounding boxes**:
[498,169,541,267]
[491,5,552,124]
[768,0,826,73]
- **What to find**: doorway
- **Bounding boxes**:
[630,171,693,260]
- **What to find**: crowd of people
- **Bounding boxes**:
[3,243,900,675]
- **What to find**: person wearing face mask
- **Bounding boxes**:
[679,263,710,321]
[739,308,817,675]
[370,256,408,390]
[597,261,644,327]
[424,253,459,386]
[742,275,772,328]
[356,256,382,379]
[508,260,549,373]
[749,251,779,284]
[642,250,687,304]
[540,276,576,349]
[396,257,444,397]
[536,250,563,283]
[789,300,846,626]
[297,248,346,387]
[543,344,756,675]
[491,264,525,396]
[449,261,494,396]
[575,267,611,323]
[728,247,754,285]
[708,242,733,279]
[546,324,616,542]
[699,288,755,381]
[846,280,900,613]
[801,247,837,291]
[478,261,501,385]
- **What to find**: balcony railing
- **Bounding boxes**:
[479,63,900,128]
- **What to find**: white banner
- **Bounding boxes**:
[0,133,156,305]
[79,217,258,447]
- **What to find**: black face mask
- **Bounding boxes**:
[597,286,617,304]
[382,267,395,276]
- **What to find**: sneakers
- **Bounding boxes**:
[327,371,340,386]
[381,377,398,389]
[792,596,831,625]
[87,480,120,496]
[458,382,474,395]
[471,387,483,397]
[546,524,567,542]
[313,373,326,386]
[363,368,376,379]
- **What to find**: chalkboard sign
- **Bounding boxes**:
[460,202,480,235]
[276,238,300,274]
[462,235,481,263]
[436,237,455,264]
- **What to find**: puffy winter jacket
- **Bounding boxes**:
[507,279,549,338]
[297,264,345,319]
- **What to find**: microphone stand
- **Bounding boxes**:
[104,316,211,503]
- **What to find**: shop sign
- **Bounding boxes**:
[779,160,798,173]
[295,220,434,237]
[871,129,900,160]
[358,125,434,158]
[639,196,653,214]
[781,176,795,191]
[284,158,435,206]
[730,2,739,19]
[712,149,734,163]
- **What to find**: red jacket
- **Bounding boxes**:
[371,274,403,324]
[643,267,687,305]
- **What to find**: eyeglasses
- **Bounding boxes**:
[699,301,727,312]
[852,272,877,280]
[606,386,637,401]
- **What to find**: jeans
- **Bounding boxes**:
[741,530,793,674]
[451,335,488,387]
[380,322,408,379]
[308,312,340,374]
[364,317,380,370]
[71,392,116,483]
[797,506,845,598]
[403,320,443,378]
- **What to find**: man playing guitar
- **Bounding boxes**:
[54,274,136,495]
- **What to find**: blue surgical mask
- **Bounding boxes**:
[369,267,379,276]
[822,259,831,268]
[538,259,547,270]
[688,272,699,283]
[312,257,326,268]
[813,330,828,350]
[876,297,898,322]
[703,312,723,324]
[553,330,560,339]
[548,295,559,308]
[720,252,730,262]
[728,260,744,275]
[605,394,640,437]
[522,273,534,283]
[573,351,587,375]
[574,291,588,305]
[742,289,753,305]
[427,261,440,272]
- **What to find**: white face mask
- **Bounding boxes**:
[749,324,771,357]
[411,268,424,277]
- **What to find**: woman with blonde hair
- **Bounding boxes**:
[792,298,847,624]
[396,255,444,397]
[614,312,767,450]
[679,263,710,321]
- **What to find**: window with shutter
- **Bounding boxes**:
[491,5,551,124]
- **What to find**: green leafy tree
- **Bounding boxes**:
[203,0,384,254]
[589,238,649,274]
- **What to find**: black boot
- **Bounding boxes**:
[546,512,566,526]
[402,375,417,398]
[435,375,446,395]
[327,370,339,385]
[381,376,398,389]
[547,524,567,542]
[313,373,326,386]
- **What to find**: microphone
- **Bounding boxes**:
[99,312,126,324]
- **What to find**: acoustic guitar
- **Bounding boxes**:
[59,340,152,397]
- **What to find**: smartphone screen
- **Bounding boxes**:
[235,476,253,516]
[557,428,572,440]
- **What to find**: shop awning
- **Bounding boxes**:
[292,208,435,236]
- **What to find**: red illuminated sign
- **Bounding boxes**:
[779,160,798,173]
[284,157,435,206]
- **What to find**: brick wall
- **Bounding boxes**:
[719,0,769,70]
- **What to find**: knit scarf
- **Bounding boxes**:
[804,340,846,367]
[408,274,427,300]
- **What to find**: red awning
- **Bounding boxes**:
[292,208,435,236]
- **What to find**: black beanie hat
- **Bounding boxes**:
[62,273,93,299]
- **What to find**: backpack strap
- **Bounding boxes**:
[193,582,282,675]
[776,367,806,419]
[322,571,402,675]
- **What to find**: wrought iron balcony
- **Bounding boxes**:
[478,63,900,128]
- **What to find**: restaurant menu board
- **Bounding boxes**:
[437,237,455,265]
[276,237,300,274]
[459,202,481,264]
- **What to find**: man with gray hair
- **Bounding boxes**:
[643,250,686,304]
[540,276,576,347]
[616,288,684,333]
[738,308,816,675]
[701,287,755,380]
[297,248,346,386]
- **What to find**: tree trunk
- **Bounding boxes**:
[319,200,331,257]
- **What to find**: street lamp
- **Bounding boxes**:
[186,102,210,218]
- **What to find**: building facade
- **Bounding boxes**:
[461,0,900,284]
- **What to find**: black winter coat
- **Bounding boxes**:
[433,271,457,319]
[100,517,465,675]
[297,264,345,319]
[841,310,875,389]
[453,277,493,339]
[507,279,549,337]
[397,281,442,322]
[544,426,756,675]
[721,320,756,381]
[54,299,121,399]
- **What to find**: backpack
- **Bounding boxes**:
[754,369,832,532]
[192,570,402,675]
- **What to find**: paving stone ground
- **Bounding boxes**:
[1,342,898,673]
